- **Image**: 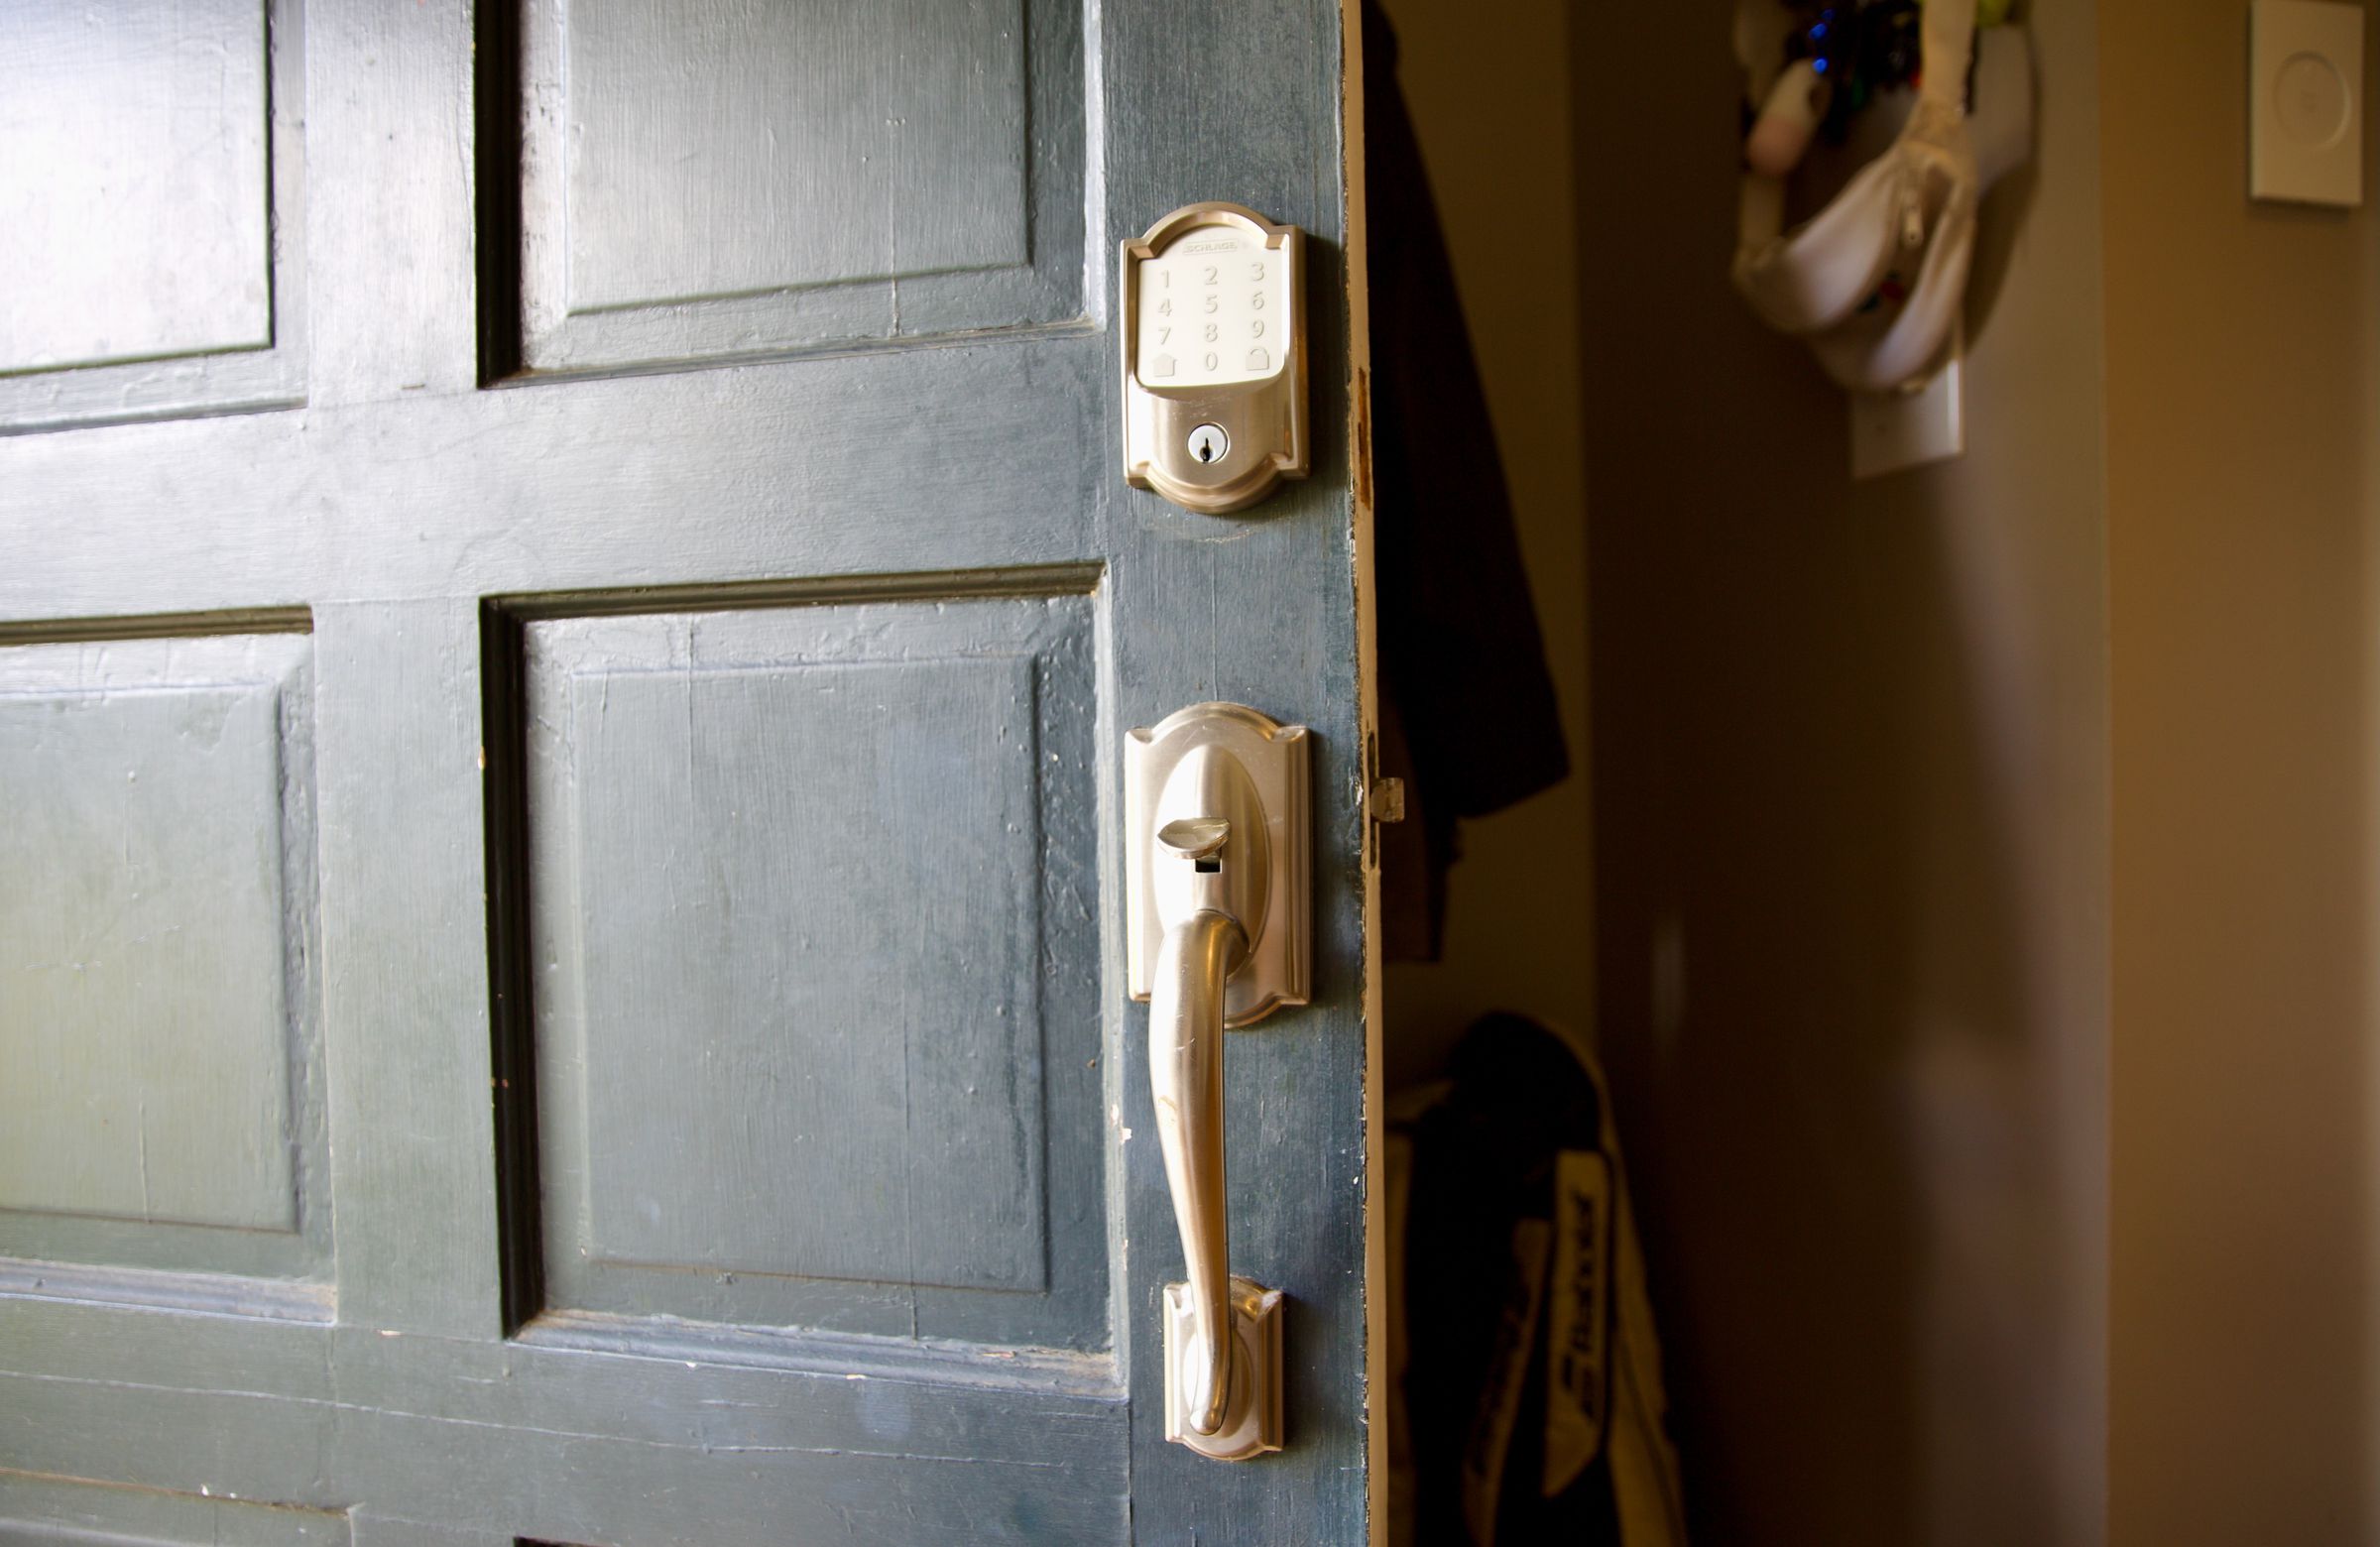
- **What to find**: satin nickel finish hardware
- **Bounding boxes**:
[1163,1275,1284,1461]
[1127,702,1310,1025]
[1126,702,1309,1461]
[1121,202,1309,516]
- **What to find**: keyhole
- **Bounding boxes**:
[1188,423,1229,465]
[1194,857,1221,874]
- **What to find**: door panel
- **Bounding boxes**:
[0,628,328,1284]
[0,0,307,430]
[0,0,271,370]
[0,0,1373,1541]
[512,592,1108,1347]
[507,0,1085,373]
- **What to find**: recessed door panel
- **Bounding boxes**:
[500,0,1085,375]
[565,0,1025,308]
[0,630,325,1285]
[0,0,305,430]
[0,1,270,373]
[510,591,1106,1350]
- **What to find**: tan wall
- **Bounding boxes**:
[1373,0,1597,1087]
[1573,3,2108,1543]
[2102,1,2379,1540]
[1387,0,2380,1537]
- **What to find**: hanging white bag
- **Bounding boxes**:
[1732,1,2033,394]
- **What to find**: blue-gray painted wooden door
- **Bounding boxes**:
[0,1,1377,1543]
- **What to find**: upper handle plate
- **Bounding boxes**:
[1125,701,1310,1025]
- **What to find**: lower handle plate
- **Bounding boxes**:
[1162,1274,1285,1461]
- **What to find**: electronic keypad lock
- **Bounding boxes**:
[1121,202,1309,516]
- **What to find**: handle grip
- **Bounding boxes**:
[1150,905,1248,1435]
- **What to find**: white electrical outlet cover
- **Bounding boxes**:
[2252,0,2363,207]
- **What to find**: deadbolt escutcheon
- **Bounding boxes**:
[1120,203,1309,516]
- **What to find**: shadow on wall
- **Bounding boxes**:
[1575,2,2113,1543]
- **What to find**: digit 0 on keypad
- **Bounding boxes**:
[1121,201,1308,515]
